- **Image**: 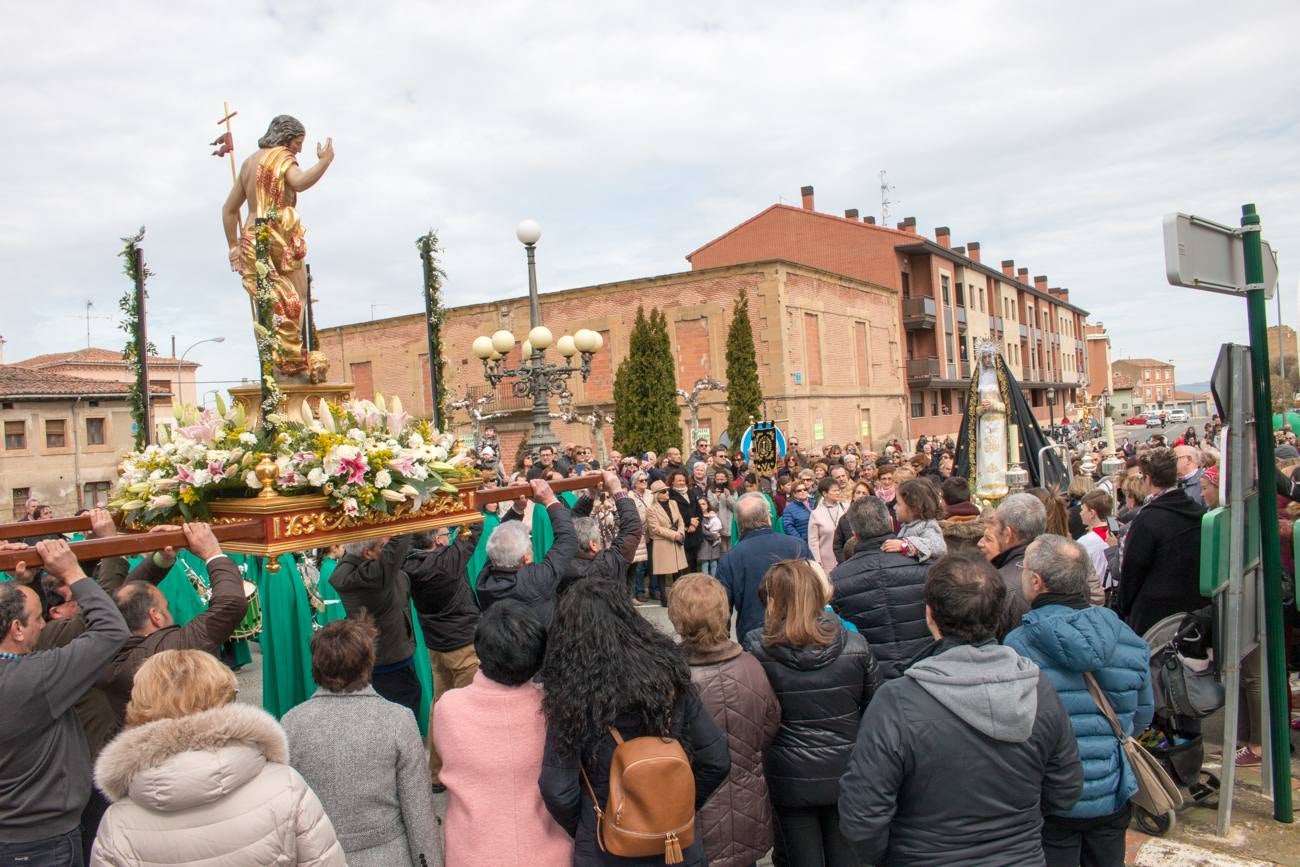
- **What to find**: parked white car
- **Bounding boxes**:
[1166,408,1189,423]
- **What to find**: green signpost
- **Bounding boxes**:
[1165,204,1292,825]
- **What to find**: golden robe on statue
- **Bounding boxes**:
[238,146,327,382]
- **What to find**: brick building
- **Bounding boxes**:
[687,186,1091,438]
[1112,358,1176,410]
[0,365,164,518]
[1085,322,1113,396]
[318,261,906,464]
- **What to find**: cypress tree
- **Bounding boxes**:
[645,308,684,454]
[725,288,763,447]
[612,306,649,454]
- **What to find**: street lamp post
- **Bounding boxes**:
[472,220,604,451]
[1046,386,1056,436]
[177,337,226,404]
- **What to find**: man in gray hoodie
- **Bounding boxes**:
[838,554,1082,866]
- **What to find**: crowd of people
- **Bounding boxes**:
[2,414,1298,867]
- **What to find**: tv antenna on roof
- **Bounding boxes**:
[880,170,897,226]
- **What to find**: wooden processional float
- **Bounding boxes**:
[0,473,604,573]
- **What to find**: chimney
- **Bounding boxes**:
[1016,267,1029,283]
[967,241,981,263]
[953,246,966,256]
[1033,275,1049,292]
[844,208,859,220]
[864,216,876,225]
[897,216,916,234]
[935,226,951,248]
[1054,287,1070,302]
[1001,259,1015,277]
[800,185,815,211]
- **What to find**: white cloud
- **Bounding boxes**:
[2,0,1298,390]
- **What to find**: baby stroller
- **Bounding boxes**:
[1130,609,1223,835]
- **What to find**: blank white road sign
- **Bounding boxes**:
[1163,212,1278,298]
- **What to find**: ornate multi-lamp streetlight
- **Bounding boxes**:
[471,220,604,450]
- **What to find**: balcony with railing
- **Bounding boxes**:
[907,356,940,385]
[902,296,937,330]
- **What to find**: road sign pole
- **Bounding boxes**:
[1241,203,1293,824]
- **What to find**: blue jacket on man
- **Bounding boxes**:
[1004,602,1154,819]
[717,526,813,646]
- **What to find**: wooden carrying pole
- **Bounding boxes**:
[0,475,605,571]
[0,521,264,573]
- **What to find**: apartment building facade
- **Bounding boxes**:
[686,186,1091,439]
[0,366,159,518]
[1112,358,1176,410]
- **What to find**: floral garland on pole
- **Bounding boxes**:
[416,230,448,429]
[118,227,155,450]
[251,214,285,435]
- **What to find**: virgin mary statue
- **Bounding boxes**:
[953,342,1064,501]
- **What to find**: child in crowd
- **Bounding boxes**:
[697,498,723,575]
[882,478,947,562]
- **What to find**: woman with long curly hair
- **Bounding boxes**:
[538,578,731,866]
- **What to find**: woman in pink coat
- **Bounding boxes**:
[433,600,572,866]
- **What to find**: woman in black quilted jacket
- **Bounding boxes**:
[747,560,881,867]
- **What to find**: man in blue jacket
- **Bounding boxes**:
[717,493,812,648]
[1004,534,1153,867]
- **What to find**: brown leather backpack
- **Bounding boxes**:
[579,726,696,864]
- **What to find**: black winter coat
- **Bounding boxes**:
[476,501,577,627]
[746,618,881,806]
[561,492,643,595]
[828,536,932,679]
[1119,488,1207,635]
[539,689,731,866]
[832,512,854,564]
[405,525,480,653]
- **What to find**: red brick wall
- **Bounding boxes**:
[318,262,907,452]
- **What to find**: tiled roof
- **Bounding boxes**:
[13,347,195,368]
[0,365,170,398]
[1111,373,1135,389]
[1113,358,1172,368]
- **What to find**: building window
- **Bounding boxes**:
[45,419,66,449]
[83,481,112,509]
[86,417,106,445]
[931,394,939,416]
[1144,370,1151,381]
[955,282,965,307]
[941,275,950,306]
[4,421,25,450]
[10,488,30,520]
[910,395,925,418]
[350,361,374,400]
[901,272,911,298]
[803,313,823,385]
[978,286,985,312]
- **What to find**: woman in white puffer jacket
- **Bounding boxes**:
[90,649,345,866]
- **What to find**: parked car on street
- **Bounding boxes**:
[1145,412,1165,429]
[1166,408,1189,423]
[1125,414,1148,426]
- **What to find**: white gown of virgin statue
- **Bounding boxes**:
[974,347,1009,501]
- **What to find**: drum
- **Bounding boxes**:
[231,580,263,640]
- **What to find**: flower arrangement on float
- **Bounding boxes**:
[109,393,474,528]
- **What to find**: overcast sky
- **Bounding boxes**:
[2,1,1297,394]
